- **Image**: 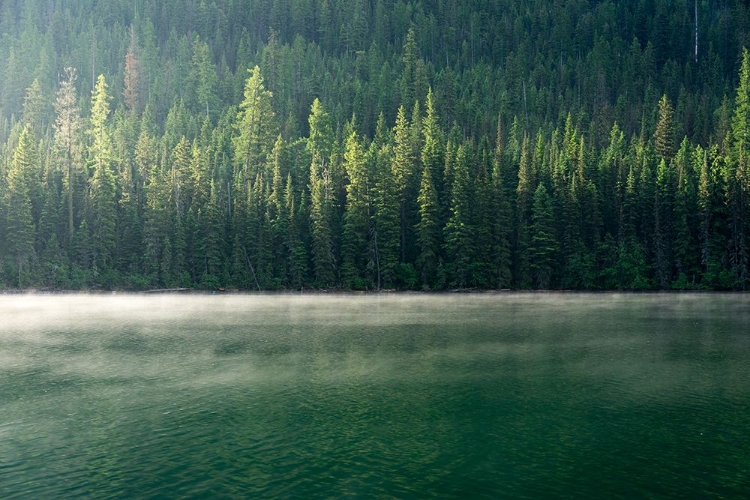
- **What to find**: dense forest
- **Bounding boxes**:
[1,0,750,290]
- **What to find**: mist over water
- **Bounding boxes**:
[2,293,750,498]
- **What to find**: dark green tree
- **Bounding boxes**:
[529,184,558,289]
[444,143,473,287]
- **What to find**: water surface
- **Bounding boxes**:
[2,293,750,498]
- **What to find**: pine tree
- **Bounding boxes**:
[53,67,82,246]
[189,37,219,119]
[371,140,399,289]
[268,136,288,286]
[399,27,419,109]
[123,27,142,115]
[201,180,225,287]
[22,79,47,136]
[421,88,444,201]
[4,126,38,287]
[416,153,440,288]
[341,129,370,288]
[515,134,534,288]
[309,154,336,287]
[37,152,63,262]
[529,184,558,289]
[728,48,750,287]
[285,173,307,289]
[392,105,416,263]
[307,100,337,288]
[88,75,118,275]
[416,89,443,288]
[653,157,674,288]
[655,94,675,160]
[490,128,512,289]
[672,138,697,285]
[444,143,473,287]
[234,66,277,183]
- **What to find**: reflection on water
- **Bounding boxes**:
[1,293,750,498]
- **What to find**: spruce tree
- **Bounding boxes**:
[53,67,82,247]
[341,129,370,288]
[416,154,440,288]
[416,90,443,287]
[371,141,399,289]
[490,130,512,289]
[88,75,118,275]
[392,105,415,263]
[529,184,558,289]
[444,143,473,288]
[285,173,307,289]
[728,48,750,286]
[307,100,337,288]
[234,66,277,183]
[5,127,38,288]
[655,94,675,160]
[515,135,534,288]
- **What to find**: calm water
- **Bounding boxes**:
[1,293,750,499]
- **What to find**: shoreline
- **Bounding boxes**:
[0,288,746,295]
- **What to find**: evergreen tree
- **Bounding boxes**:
[672,138,697,285]
[399,27,419,109]
[416,152,440,288]
[371,136,399,290]
[123,27,142,115]
[88,75,118,275]
[268,136,288,286]
[309,155,336,287]
[341,129,370,288]
[728,48,750,287]
[392,105,416,263]
[53,67,82,247]
[515,135,534,288]
[444,143,473,287]
[234,66,277,183]
[285,173,307,289]
[4,127,38,287]
[189,37,219,119]
[416,89,443,288]
[653,157,674,288]
[307,99,337,287]
[655,94,675,160]
[490,125,512,288]
[529,184,558,289]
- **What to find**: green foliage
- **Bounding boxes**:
[234,66,277,182]
[4,126,38,287]
[444,143,473,288]
[529,184,558,289]
[0,2,749,291]
[341,130,370,288]
[89,75,118,272]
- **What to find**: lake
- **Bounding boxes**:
[1,293,750,498]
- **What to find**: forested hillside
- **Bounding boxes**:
[1,0,750,290]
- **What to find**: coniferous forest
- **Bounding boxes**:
[1,0,750,290]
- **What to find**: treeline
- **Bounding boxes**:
[1,0,750,290]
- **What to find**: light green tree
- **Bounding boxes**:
[5,126,38,287]
[234,66,277,183]
[88,75,118,273]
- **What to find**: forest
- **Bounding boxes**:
[1,0,750,290]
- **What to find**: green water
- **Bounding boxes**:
[1,293,750,498]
